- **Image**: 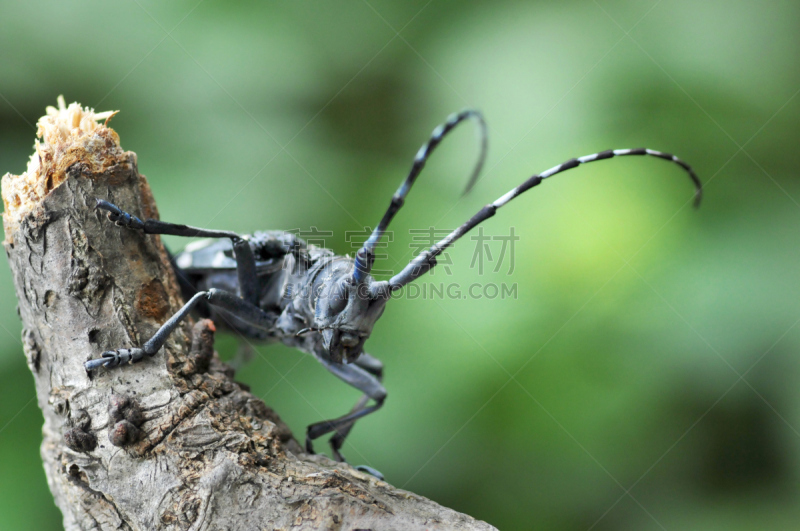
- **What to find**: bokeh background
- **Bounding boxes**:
[1,1,799,529]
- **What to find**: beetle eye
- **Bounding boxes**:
[328,281,348,313]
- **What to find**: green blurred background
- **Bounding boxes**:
[1,1,799,529]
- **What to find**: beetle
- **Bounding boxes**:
[85,110,701,469]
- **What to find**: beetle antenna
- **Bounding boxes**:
[388,148,702,290]
[352,110,487,283]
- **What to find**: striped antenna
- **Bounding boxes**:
[352,110,488,283]
[388,148,702,290]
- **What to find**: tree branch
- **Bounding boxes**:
[2,98,496,531]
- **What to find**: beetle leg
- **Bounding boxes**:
[329,353,384,461]
[306,354,386,464]
[85,289,275,371]
[95,199,260,306]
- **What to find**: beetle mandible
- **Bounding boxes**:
[85,110,701,470]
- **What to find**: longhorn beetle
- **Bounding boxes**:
[85,110,701,470]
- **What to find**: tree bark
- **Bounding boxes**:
[2,99,496,531]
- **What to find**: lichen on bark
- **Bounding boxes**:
[1,98,496,530]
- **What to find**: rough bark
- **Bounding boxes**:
[2,99,496,531]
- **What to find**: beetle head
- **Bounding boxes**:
[307,259,389,363]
